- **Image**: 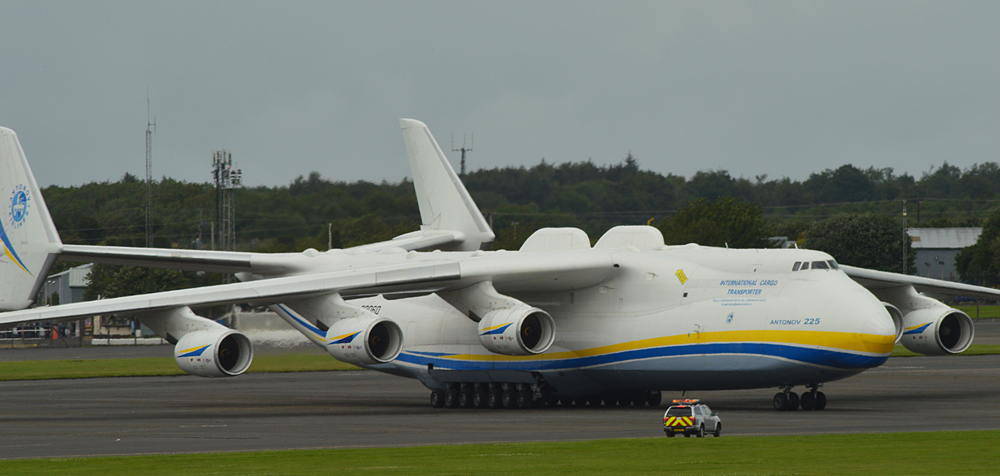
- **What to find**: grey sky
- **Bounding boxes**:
[1,1,998,188]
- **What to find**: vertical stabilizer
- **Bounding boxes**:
[400,119,494,251]
[0,128,62,310]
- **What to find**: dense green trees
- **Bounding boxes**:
[37,156,1000,260]
[955,207,1000,286]
[804,214,915,274]
[656,197,771,248]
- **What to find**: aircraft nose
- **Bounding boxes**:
[860,307,896,355]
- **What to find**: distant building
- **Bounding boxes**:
[906,228,982,281]
[41,263,93,305]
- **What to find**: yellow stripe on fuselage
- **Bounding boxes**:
[436,329,895,362]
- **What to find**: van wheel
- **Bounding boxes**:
[696,425,705,438]
[713,423,722,437]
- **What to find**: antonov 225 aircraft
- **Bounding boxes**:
[1,120,997,412]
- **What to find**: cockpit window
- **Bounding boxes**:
[800,262,810,270]
[812,261,829,270]
[792,262,801,272]
[827,260,839,270]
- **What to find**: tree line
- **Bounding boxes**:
[36,155,1000,298]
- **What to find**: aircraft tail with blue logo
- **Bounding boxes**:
[0,127,62,311]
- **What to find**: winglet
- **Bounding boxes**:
[0,127,62,310]
[400,119,494,251]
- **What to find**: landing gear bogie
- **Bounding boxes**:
[774,386,827,411]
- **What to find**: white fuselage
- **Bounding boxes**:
[266,245,897,397]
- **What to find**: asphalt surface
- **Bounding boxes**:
[1,320,999,460]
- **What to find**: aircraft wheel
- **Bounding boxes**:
[502,388,517,409]
[488,388,504,409]
[545,395,560,407]
[517,388,534,409]
[473,388,489,408]
[772,392,788,411]
[602,396,617,407]
[713,423,722,437]
[631,393,647,407]
[799,391,816,411]
[559,397,575,407]
[815,391,827,410]
[459,388,475,408]
[647,391,663,407]
[445,388,460,408]
[786,392,799,411]
[587,396,603,407]
[696,425,705,438]
[430,390,445,408]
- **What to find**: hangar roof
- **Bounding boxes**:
[906,228,982,249]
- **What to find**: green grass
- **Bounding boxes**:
[956,304,1000,320]
[0,354,358,381]
[890,344,1000,357]
[1,343,998,381]
[1,431,998,475]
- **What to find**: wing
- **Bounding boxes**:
[0,250,615,328]
[840,264,1000,300]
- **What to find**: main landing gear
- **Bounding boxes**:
[773,385,826,411]
[430,383,662,410]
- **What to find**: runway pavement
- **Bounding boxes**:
[1,321,999,459]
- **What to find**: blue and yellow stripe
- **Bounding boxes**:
[0,221,31,276]
[397,329,895,372]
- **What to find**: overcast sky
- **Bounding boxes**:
[1,1,998,188]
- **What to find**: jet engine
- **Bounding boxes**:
[174,329,253,377]
[325,317,403,365]
[478,307,555,356]
[900,307,974,355]
[882,302,904,343]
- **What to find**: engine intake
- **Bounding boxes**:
[174,329,253,377]
[326,317,403,365]
[882,302,904,343]
[478,308,556,355]
[900,308,974,355]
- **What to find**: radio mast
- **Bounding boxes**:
[145,95,156,248]
[451,133,473,176]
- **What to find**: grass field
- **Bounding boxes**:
[0,354,358,381]
[956,304,1000,319]
[0,431,997,475]
[0,344,997,380]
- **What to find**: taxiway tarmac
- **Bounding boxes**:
[2,321,999,459]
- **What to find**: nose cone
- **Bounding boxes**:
[861,308,896,355]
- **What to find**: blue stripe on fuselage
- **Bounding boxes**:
[396,342,888,372]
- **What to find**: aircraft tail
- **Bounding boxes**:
[0,128,62,311]
[399,119,494,251]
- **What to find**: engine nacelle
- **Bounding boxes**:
[326,317,403,365]
[882,302,904,344]
[175,329,253,377]
[900,308,974,355]
[478,308,556,356]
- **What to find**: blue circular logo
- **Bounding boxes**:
[8,185,30,228]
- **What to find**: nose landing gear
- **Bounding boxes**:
[774,385,826,411]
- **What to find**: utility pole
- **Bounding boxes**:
[145,95,156,248]
[451,133,473,176]
[211,151,241,252]
[902,200,908,274]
